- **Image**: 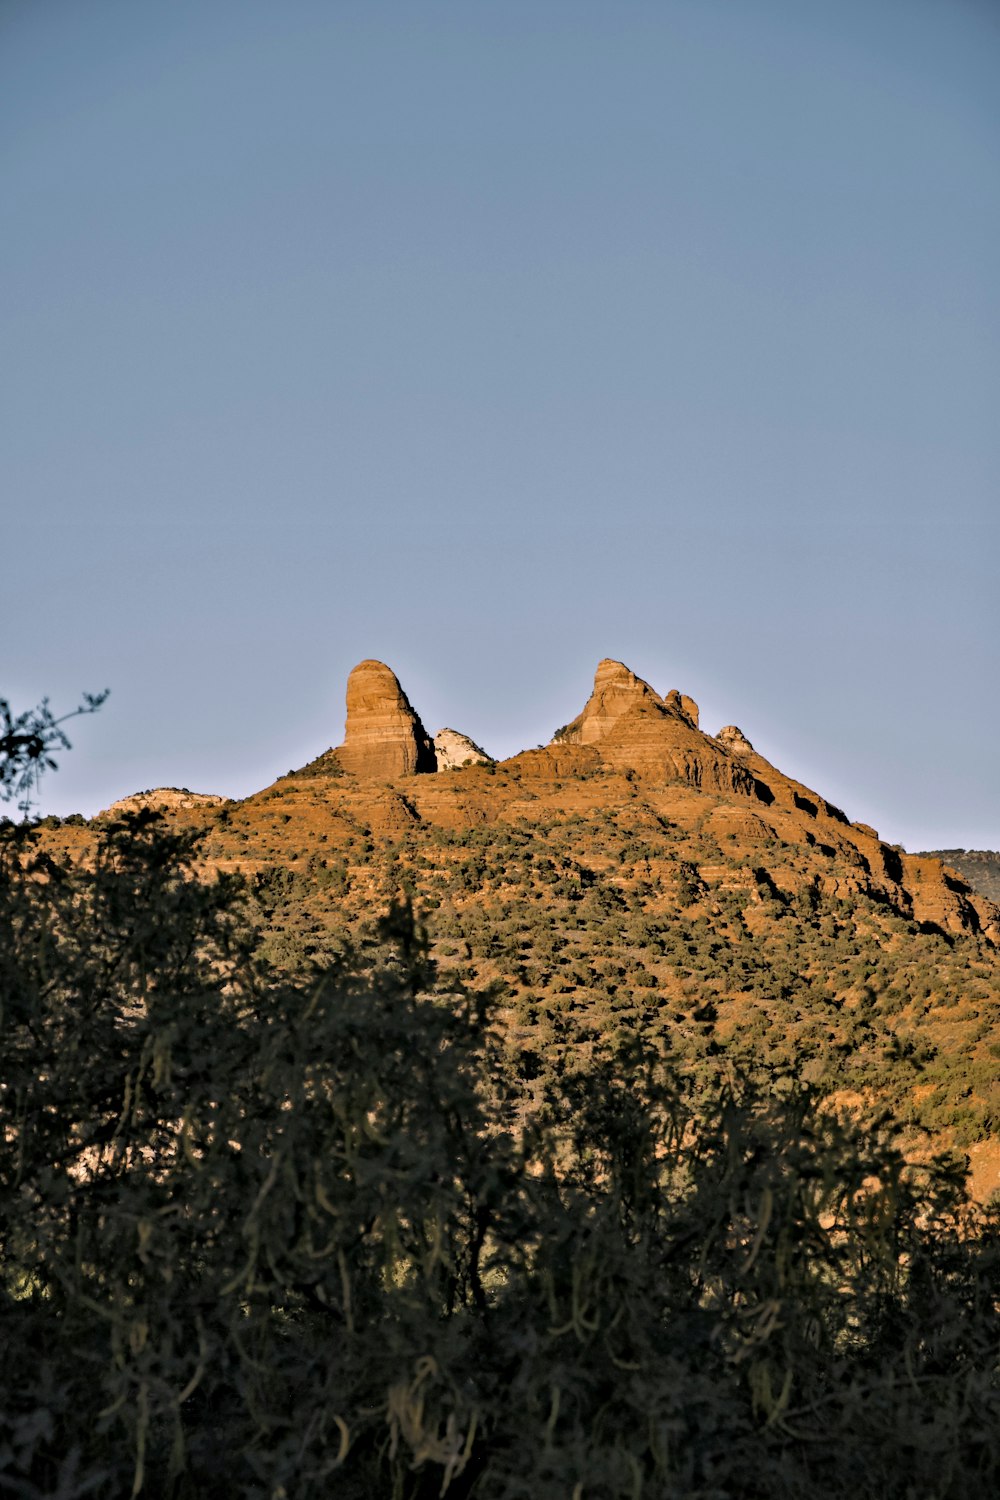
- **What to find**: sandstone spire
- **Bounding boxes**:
[335,660,436,778]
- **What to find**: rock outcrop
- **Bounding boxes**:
[434,728,492,770]
[663,690,700,727]
[91,656,1000,949]
[917,849,1000,905]
[706,806,774,845]
[335,660,436,779]
[716,725,754,756]
[554,659,663,745]
[553,660,757,797]
[98,788,225,818]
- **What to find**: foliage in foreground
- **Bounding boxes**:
[1,809,998,1500]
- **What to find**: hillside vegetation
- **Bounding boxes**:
[5,809,1000,1497]
[8,668,1000,1495]
[39,664,1000,1158]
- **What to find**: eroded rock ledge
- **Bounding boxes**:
[98,788,225,818]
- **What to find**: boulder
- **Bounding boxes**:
[335,660,436,778]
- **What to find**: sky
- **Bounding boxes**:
[2,0,997,850]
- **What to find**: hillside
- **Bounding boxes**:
[10,732,1000,1499]
[47,658,1000,1191]
[918,849,1000,905]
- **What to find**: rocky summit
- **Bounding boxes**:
[548,659,759,800]
[334,658,437,778]
[45,653,1000,1195]
[87,655,1000,948]
[554,658,665,744]
[226,653,1000,954]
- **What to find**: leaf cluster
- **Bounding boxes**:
[0,692,108,819]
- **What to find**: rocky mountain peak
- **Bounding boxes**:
[335,659,436,778]
[553,659,664,745]
[548,659,759,798]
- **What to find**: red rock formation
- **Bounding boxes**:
[553,660,757,797]
[716,725,754,756]
[98,788,225,818]
[335,660,436,779]
[706,806,774,844]
[554,659,664,744]
[663,690,699,727]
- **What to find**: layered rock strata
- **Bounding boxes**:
[99,788,225,818]
[335,659,436,778]
[555,659,664,744]
[552,659,756,797]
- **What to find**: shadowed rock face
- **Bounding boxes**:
[335,660,436,778]
[663,690,701,727]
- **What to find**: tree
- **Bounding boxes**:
[0,690,108,818]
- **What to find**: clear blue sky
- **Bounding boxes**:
[3,0,997,850]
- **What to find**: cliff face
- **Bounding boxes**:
[917,850,1000,905]
[334,660,437,779]
[554,658,665,745]
[706,727,999,945]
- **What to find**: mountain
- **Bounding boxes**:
[46,657,1000,1193]
[253,655,997,946]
